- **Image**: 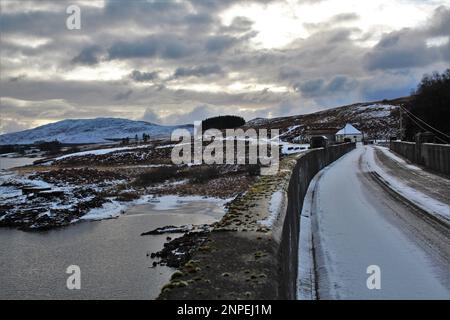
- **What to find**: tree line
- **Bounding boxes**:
[201,115,246,131]
[404,69,450,142]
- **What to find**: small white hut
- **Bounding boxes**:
[335,123,363,143]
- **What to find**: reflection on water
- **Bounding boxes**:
[0,157,40,170]
[0,199,225,300]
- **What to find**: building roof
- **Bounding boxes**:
[336,123,362,135]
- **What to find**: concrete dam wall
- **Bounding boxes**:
[159,143,356,300]
[390,141,450,176]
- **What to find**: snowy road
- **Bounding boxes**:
[302,145,450,300]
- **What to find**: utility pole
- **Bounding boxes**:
[399,106,403,141]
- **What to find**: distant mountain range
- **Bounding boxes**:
[0,97,409,145]
[0,118,192,145]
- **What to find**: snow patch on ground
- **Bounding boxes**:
[79,194,231,221]
[280,125,301,138]
[80,200,129,221]
[0,186,23,200]
[147,195,230,211]
[2,174,54,189]
[258,190,284,228]
[55,145,150,160]
[357,104,393,117]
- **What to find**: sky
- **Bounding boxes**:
[1,0,449,133]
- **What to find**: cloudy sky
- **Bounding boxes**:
[1,0,449,133]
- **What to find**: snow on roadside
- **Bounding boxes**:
[297,171,320,300]
[258,190,285,228]
[364,146,449,221]
[374,146,421,171]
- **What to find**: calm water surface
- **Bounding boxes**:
[0,157,40,170]
[0,200,225,299]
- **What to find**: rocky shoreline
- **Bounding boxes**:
[150,231,211,269]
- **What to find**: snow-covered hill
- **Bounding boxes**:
[0,118,192,145]
[245,97,410,140]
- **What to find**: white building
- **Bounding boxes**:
[335,123,363,143]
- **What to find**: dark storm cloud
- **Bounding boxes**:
[364,32,439,70]
[173,64,224,78]
[72,45,103,65]
[100,0,253,36]
[363,6,450,71]
[205,35,240,53]
[278,68,302,81]
[113,89,133,101]
[426,5,450,37]
[0,9,63,34]
[129,70,159,83]
[106,32,246,62]
[327,75,359,93]
[103,0,196,29]
[183,12,214,27]
[293,75,357,98]
[107,38,158,60]
[294,79,324,96]
[107,34,196,60]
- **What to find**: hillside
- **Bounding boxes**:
[0,97,409,145]
[0,118,192,145]
[245,97,410,141]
